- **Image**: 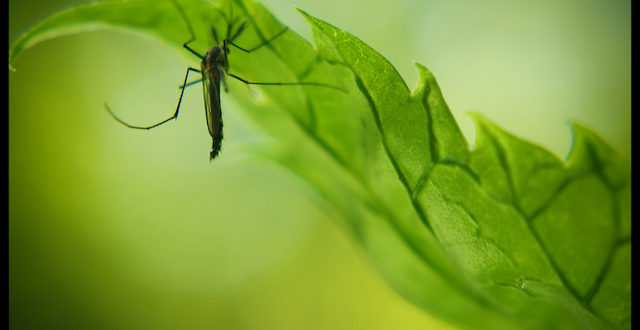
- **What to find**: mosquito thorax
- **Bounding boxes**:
[202,46,227,70]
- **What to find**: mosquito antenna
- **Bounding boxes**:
[209,4,237,46]
[210,25,220,45]
[212,6,231,26]
[230,3,235,38]
[229,21,249,42]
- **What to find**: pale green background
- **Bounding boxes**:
[9,0,630,329]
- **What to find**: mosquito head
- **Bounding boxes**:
[203,46,226,65]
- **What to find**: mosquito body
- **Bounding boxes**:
[200,45,226,159]
[106,0,342,160]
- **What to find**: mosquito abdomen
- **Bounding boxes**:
[209,124,223,160]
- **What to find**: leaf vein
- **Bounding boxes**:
[482,128,585,304]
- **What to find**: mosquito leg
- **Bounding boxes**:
[218,65,229,92]
[106,67,202,129]
[226,73,346,92]
[183,40,204,59]
[170,0,204,59]
[225,27,288,53]
[179,79,203,90]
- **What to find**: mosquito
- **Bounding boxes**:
[105,0,343,160]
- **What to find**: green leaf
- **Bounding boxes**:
[9,0,630,329]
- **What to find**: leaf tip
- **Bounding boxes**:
[411,62,439,98]
[466,111,498,143]
[465,111,489,127]
[294,6,310,17]
[567,121,601,152]
[413,62,434,82]
[295,6,324,28]
[567,120,590,137]
[566,120,620,160]
[412,61,427,71]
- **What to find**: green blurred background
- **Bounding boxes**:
[9,0,630,329]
